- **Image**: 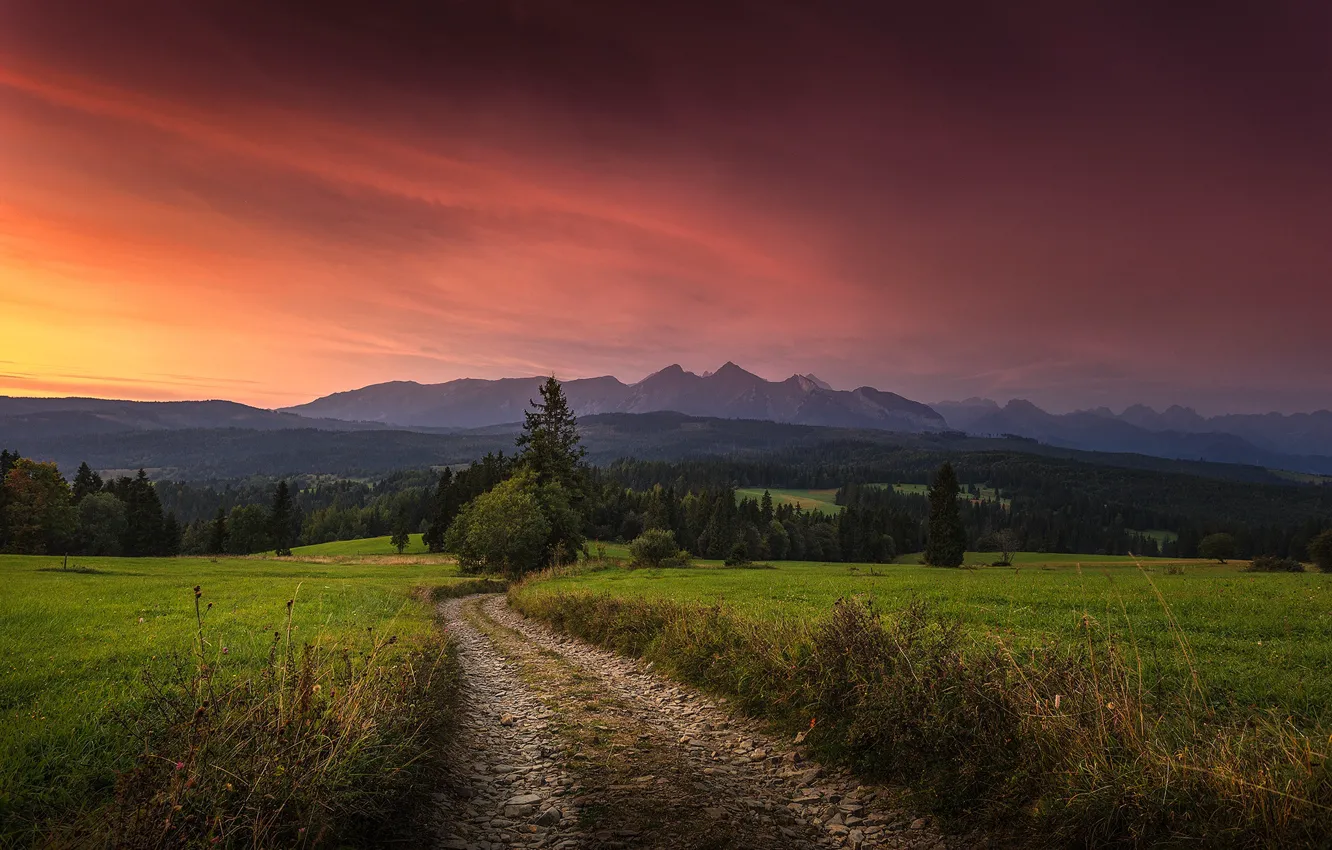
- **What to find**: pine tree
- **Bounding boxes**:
[516,377,589,565]
[118,470,167,557]
[161,513,183,556]
[270,481,295,556]
[72,462,103,503]
[207,507,228,555]
[422,467,456,553]
[516,376,586,493]
[924,462,967,567]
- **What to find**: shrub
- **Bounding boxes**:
[1244,555,1305,573]
[724,541,752,567]
[629,528,682,567]
[446,472,551,577]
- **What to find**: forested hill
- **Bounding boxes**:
[4,410,1324,485]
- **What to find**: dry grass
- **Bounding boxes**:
[49,585,461,849]
[511,583,1332,847]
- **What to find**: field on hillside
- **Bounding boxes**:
[518,556,1332,722]
[293,532,430,556]
[734,487,841,514]
[0,554,464,842]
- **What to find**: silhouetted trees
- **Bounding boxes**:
[269,481,297,556]
[924,462,967,566]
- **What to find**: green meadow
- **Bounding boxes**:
[734,487,842,514]
[732,483,1013,515]
[292,532,430,556]
[0,554,463,842]
[519,555,1332,723]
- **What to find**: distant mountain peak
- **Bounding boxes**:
[280,363,947,434]
[802,373,833,390]
[712,361,757,379]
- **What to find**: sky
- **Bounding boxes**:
[2,1,1330,415]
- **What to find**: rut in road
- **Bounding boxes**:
[434,594,980,850]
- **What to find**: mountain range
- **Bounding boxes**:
[933,398,1332,471]
[281,362,948,433]
[2,363,1330,475]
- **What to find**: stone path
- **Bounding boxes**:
[434,594,982,850]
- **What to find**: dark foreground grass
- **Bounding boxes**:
[0,555,470,847]
[511,578,1332,847]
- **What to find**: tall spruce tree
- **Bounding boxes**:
[516,377,588,564]
[207,507,228,555]
[422,467,456,553]
[270,481,295,556]
[72,462,103,503]
[924,461,967,567]
[516,377,586,493]
[116,470,168,556]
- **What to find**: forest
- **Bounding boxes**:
[5,437,1330,561]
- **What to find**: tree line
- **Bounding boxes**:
[0,452,181,556]
[6,377,1332,568]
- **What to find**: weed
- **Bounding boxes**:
[428,577,509,600]
[53,586,461,848]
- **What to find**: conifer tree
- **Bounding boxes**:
[207,507,228,555]
[924,462,967,567]
[516,376,586,493]
[270,481,295,556]
[516,377,588,564]
[117,469,167,557]
[72,462,103,503]
[422,467,456,553]
[161,513,183,556]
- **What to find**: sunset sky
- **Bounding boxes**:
[2,1,1330,414]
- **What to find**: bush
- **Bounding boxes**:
[446,472,551,577]
[1244,555,1306,573]
[724,541,752,567]
[628,528,692,568]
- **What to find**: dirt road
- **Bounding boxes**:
[432,595,972,850]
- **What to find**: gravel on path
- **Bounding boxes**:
[434,594,985,850]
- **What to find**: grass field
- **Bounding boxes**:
[516,554,1332,843]
[292,532,429,556]
[519,555,1332,722]
[0,554,464,842]
[734,487,842,514]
